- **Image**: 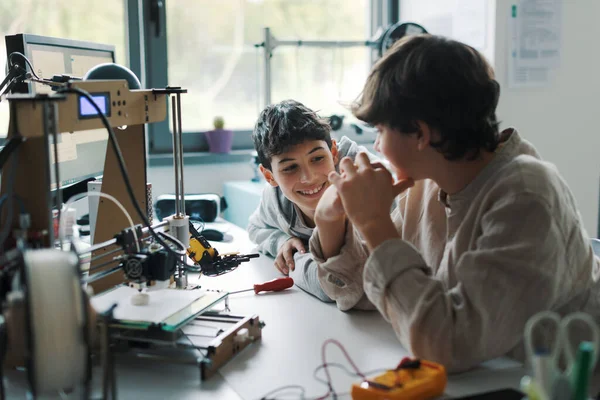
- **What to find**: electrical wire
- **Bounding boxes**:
[60,191,140,252]
[157,231,187,255]
[57,86,187,265]
[258,339,372,400]
[315,338,366,400]
[259,384,307,400]
[313,363,387,388]
[8,52,40,79]
[188,217,206,235]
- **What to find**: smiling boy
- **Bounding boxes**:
[247,99,378,301]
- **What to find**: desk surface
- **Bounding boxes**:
[5,220,527,399]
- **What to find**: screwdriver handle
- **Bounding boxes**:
[253,277,294,294]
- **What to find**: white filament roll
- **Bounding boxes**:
[24,249,87,395]
[168,214,190,248]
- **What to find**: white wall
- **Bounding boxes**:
[494,0,600,235]
[400,0,497,64]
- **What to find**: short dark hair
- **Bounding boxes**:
[353,34,500,160]
[253,99,332,170]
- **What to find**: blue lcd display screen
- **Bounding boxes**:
[78,93,111,119]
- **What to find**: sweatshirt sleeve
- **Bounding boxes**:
[363,193,564,373]
[288,251,333,303]
[247,191,291,257]
[309,222,375,311]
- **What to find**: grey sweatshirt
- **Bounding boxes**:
[310,129,600,373]
[247,136,381,302]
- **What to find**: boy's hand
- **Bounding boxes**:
[329,153,414,232]
[275,237,306,275]
[314,184,345,224]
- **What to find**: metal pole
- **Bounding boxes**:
[80,220,169,255]
[42,102,58,244]
[176,93,185,216]
[47,102,62,248]
[171,96,181,216]
[275,39,378,48]
[260,27,382,108]
[263,27,272,107]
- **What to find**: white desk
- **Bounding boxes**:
[4,220,529,399]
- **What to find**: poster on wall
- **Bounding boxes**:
[508,0,562,88]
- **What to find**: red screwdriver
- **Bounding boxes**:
[228,277,294,295]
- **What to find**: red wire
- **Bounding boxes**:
[315,338,366,400]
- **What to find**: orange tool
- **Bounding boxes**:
[229,277,294,295]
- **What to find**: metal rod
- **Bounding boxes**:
[88,258,121,274]
[127,351,202,363]
[176,93,185,216]
[275,39,378,48]
[171,96,181,216]
[228,288,254,295]
[88,246,125,263]
[80,220,168,255]
[42,102,56,244]
[263,27,272,107]
[81,236,118,255]
[260,27,381,108]
[85,264,122,284]
[49,102,62,249]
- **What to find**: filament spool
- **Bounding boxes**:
[24,249,87,395]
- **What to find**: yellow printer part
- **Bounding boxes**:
[351,359,447,400]
[187,235,217,265]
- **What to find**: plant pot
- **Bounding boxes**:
[204,129,233,153]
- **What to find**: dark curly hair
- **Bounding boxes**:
[252,99,332,170]
[353,34,500,160]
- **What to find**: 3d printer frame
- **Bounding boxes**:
[0,81,264,398]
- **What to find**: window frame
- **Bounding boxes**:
[142,0,399,155]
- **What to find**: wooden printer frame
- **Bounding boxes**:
[1,80,168,293]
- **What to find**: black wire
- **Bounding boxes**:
[57,86,187,265]
[0,74,27,99]
[191,217,205,234]
[157,231,187,254]
[8,52,40,79]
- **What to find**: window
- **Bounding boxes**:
[0,0,127,138]
[166,0,370,133]
[0,1,396,150]
[146,0,392,154]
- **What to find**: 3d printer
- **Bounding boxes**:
[0,34,261,399]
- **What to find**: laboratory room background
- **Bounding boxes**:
[1,0,600,400]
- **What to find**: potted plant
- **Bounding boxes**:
[204,116,233,153]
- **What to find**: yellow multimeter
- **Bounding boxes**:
[351,358,447,400]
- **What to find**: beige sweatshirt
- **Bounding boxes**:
[309,129,600,373]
